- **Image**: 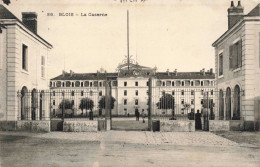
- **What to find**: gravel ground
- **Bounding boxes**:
[0,131,259,167]
[213,131,260,147]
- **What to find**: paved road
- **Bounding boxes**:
[0,131,259,167]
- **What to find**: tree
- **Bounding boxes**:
[182,103,191,114]
[156,93,175,119]
[59,99,73,110]
[79,98,94,115]
[98,96,116,110]
[58,99,74,118]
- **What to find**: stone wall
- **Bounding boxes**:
[0,121,16,131]
[209,120,230,131]
[63,120,98,132]
[16,120,50,132]
[159,120,195,132]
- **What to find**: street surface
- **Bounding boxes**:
[0,131,259,167]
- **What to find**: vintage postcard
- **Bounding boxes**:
[0,0,260,166]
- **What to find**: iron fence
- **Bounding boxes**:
[17,89,106,121]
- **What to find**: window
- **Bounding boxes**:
[81,82,83,87]
[81,91,84,96]
[172,81,175,86]
[191,99,194,105]
[191,90,194,95]
[166,81,171,86]
[211,90,214,95]
[219,53,223,76]
[71,91,75,96]
[162,82,165,86]
[22,44,28,71]
[146,90,149,95]
[181,81,185,86]
[112,81,118,87]
[53,91,55,96]
[124,99,127,105]
[229,40,242,70]
[124,82,127,87]
[84,81,89,87]
[99,91,102,96]
[124,90,127,96]
[135,82,138,86]
[62,82,65,87]
[71,100,74,106]
[156,81,162,86]
[135,99,138,105]
[181,90,184,95]
[99,82,102,87]
[41,56,45,78]
[201,99,204,104]
[53,100,55,105]
[90,82,92,87]
[181,99,184,104]
[147,82,149,86]
[135,90,138,96]
[201,90,204,95]
[191,81,194,86]
[201,81,204,86]
[172,90,175,95]
[72,82,74,87]
[94,81,98,87]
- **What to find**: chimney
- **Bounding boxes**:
[70,70,73,76]
[174,69,177,76]
[62,70,66,77]
[166,69,170,76]
[201,68,205,76]
[210,68,213,74]
[22,12,37,34]
[227,1,244,29]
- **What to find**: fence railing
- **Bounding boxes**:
[17,88,243,122]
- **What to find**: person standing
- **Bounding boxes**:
[137,110,140,121]
[195,110,202,130]
[135,109,138,121]
[142,109,145,123]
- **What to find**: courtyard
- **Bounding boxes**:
[0,131,259,167]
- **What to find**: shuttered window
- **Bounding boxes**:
[219,53,223,76]
[229,39,242,70]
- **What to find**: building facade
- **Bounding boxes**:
[0,4,52,121]
[50,63,215,118]
[212,1,260,129]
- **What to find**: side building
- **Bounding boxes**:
[50,63,215,118]
[212,1,260,130]
[0,4,52,121]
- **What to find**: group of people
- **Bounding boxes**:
[135,109,145,123]
[188,110,202,130]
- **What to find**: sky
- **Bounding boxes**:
[2,0,260,78]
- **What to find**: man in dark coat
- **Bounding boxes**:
[137,110,140,121]
[195,110,202,130]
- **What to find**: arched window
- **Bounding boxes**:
[233,85,240,120]
[226,87,231,120]
[219,89,224,120]
[31,89,37,120]
[21,86,28,120]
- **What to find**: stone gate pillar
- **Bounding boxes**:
[105,80,112,130]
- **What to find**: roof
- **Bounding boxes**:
[247,4,260,16]
[0,5,52,48]
[156,72,215,80]
[118,63,154,70]
[51,71,215,81]
[212,3,260,47]
[51,72,118,81]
